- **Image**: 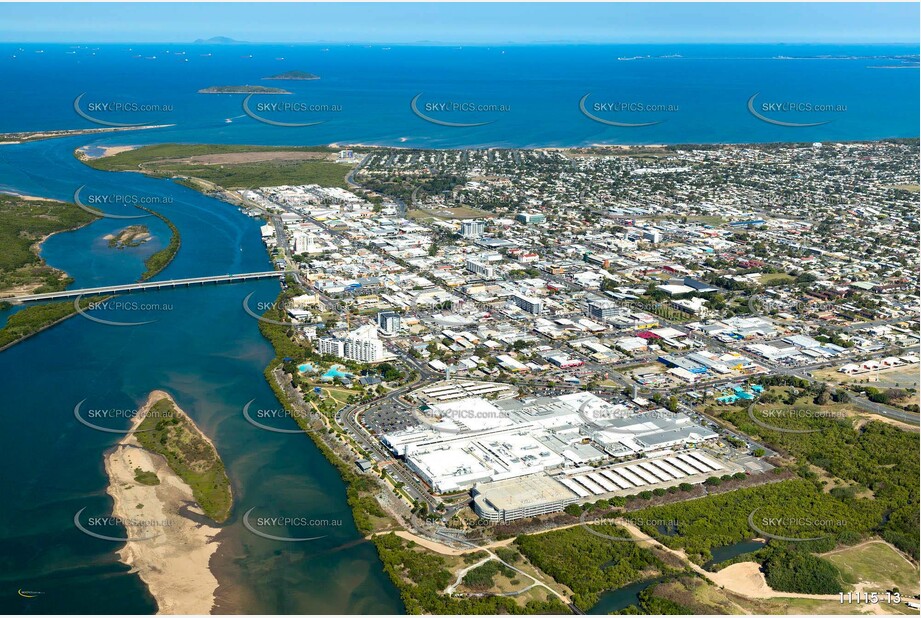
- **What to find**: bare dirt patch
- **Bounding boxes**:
[152,151,336,166]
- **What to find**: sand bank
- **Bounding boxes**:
[104,390,222,614]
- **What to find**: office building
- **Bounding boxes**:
[466,258,496,279]
[516,212,546,224]
[461,220,485,239]
[512,293,544,315]
[376,311,401,335]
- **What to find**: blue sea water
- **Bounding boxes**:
[0,43,916,615]
[0,43,917,148]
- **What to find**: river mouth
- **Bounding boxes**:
[0,136,402,615]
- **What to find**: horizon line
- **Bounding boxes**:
[4,39,920,45]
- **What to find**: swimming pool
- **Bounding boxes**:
[322,365,353,379]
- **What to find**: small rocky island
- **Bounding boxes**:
[263,70,320,80]
[198,85,291,94]
[105,224,151,249]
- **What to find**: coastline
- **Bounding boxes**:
[0,198,181,353]
[0,297,105,353]
[0,192,97,299]
[136,206,181,281]
[104,390,222,615]
[77,144,139,159]
[0,124,173,145]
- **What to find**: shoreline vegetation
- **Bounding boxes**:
[255,290,914,614]
[256,289,390,535]
[0,193,98,297]
[147,138,915,614]
[104,390,225,614]
[0,124,171,145]
[0,192,99,351]
[0,195,181,353]
[0,295,107,352]
[137,206,181,281]
[256,288,572,614]
[133,391,233,523]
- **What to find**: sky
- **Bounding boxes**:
[0,3,918,45]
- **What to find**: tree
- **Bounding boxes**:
[564,503,583,516]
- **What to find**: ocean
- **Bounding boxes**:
[0,43,918,148]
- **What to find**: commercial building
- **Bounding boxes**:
[586,299,622,320]
[658,354,708,374]
[472,475,579,522]
[318,324,386,362]
[293,232,321,254]
[512,293,544,315]
[376,311,401,335]
[383,391,720,500]
[466,258,496,279]
[461,220,486,238]
[317,338,346,358]
[516,212,546,225]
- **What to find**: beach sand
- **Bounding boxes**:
[0,191,65,203]
[104,390,222,615]
[97,145,137,157]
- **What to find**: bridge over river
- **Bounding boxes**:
[6,271,293,303]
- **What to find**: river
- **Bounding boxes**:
[0,136,403,614]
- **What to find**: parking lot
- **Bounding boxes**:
[363,401,420,435]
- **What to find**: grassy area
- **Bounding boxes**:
[83,143,350,189]
[686,215,727,225]
[812,366,920,391]
[0,193,97,295]
[133,467,161,486]
[885,184,920,193]
[320,385,356,408]
[759,272,795,285]
[459,559,518,593]
[134,396,232,523]
[407,205,493,220]
[163,159,349,189]
[646,574,915,615]
[824,541,920,595]
[84,143,337,170]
